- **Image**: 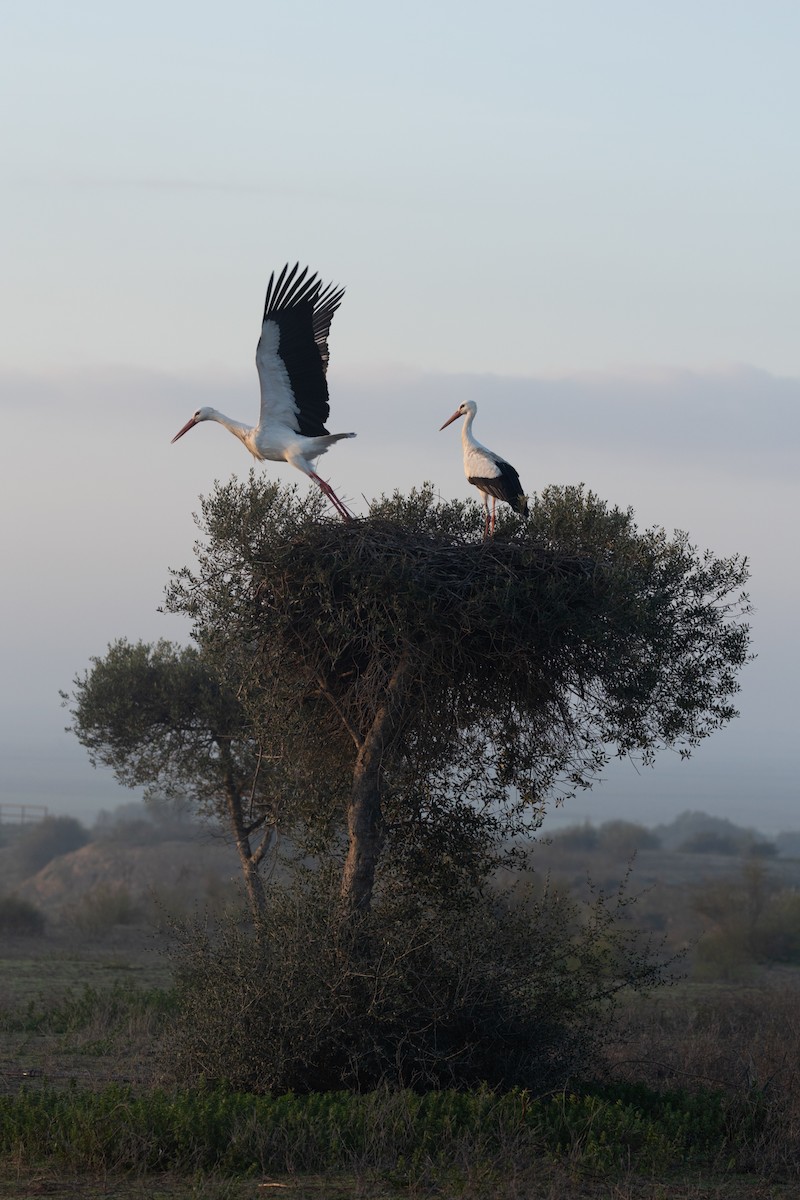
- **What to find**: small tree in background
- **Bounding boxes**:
[63,640,290,918]
[692,860,800,976]
[596,821,662,856]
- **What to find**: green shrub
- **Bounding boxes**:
[693,929,755,981]
[0,894,45,936]
[596,820,661,855]
[691,862,800,976]
[64,883,140,935]
[165,869,672,1095]
[756,892,800,962]
[552,822,599,851]
[0,1081,755,1177]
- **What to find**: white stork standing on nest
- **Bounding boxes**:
[440,400,528,538]
[171,263,356,520]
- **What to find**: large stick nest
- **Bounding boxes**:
[259,518,605,702]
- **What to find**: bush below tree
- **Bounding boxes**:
[165,867,673,1095]
[0,894,45,936]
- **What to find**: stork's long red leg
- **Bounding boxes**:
[310,472,354,522]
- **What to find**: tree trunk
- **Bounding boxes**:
[340,657,409,918]
[222,779,268,922]
[239,840,268,921]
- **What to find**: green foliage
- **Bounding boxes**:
[595,820,661,855]
[62,638,288,919]
[165,869,672,1095]
[92,800,201,847]
[16,816,90,875]
[62,640,257,812]
[692,861,800,977]
[64,883,140,935]
[0,894,45,936]
[176,476,750,766]
[0,1079,758,1178]
[164,478,751,869]
[756,891,800,961]
[682,830,776,857]
[0,980,174,1036]
[552,820,660,856]
[656,809,762,853]
[680,830,742,855]
[552,822,600,851]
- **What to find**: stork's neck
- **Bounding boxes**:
[461,407,479,449]
[208,409,254,445]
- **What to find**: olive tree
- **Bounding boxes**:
[63,639,285,917]
[161,475,751,919]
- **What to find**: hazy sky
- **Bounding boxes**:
[1,2,798,834]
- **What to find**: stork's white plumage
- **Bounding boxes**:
[440,400,528,538]
[171,264,355,520]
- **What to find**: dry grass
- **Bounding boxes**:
[607,978,800,1092]
[0,928,173,1096]
[605,976,800,1177]
[0,1171,251,1199]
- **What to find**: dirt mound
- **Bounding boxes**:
[16,838,240,915]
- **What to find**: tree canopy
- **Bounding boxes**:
[159,475,750,914]
[63,638,282,915]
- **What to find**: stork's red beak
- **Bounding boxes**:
[439,409,462,431]
[171,416,198,443]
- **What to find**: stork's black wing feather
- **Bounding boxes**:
[469,458,528,515]
[256,264,345,438]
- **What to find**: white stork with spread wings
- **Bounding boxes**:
[171,264,355,520]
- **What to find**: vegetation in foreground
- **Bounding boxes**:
[1,926,799,1197]
[0,1078,771,1179]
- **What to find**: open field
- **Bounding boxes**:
[0,930,171,1005]
[0,930,173,1096]
[2,814,800,1197]
[1,928,799,1198]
